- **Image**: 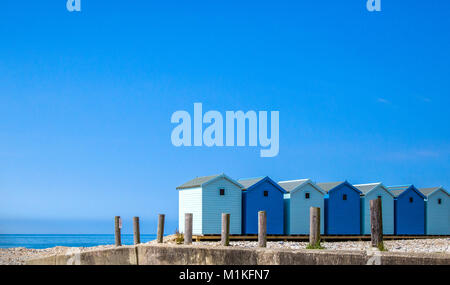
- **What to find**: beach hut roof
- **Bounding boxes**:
[354,183,381,194]
[354,182,395,197]
[387,185,410,197]
[176,173,243,190]
[278,179,325,194]
[316,181,345,193]
[389,189,405,197]
[317,181,362,195]
[387,185,426,199]
[239,176,286,193]
[419,187,449,197]
[238,177,265,189]
[278,179,309,192]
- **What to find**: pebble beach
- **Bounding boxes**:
[1,237,449,265]
[194,238,450,253]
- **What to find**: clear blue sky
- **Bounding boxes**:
[1,1,449,234]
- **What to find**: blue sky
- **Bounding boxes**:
[1,1,449,234]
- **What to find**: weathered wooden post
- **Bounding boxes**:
[184,213,193,245]
[258,211,267,247]
[370,197,383,249]
[221,213,230,246]
[133,216,140,245]
[309,207,321,247]
[115,216,122,246]
[157,214,165,243]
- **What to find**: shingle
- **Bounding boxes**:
[419,187,446,197]
[389,189,405,197]
[387,185,410,191]
[387,185,410,197]
[354,183,381,194]
[316,181,345,193]
[176,174,221,190]
[278,179,309,192]
[238,177,264,190]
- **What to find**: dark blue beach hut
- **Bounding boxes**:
[238,176,286,235]
[388,185,426,235]
[317,181,362,235]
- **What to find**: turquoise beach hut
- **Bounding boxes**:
[177,174,243,235]
[279,179,325,235]
[419,187,450,235]
[354,183,395,235]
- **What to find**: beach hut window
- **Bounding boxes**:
[220,188,225,196]
[305,192,310,199]
[409,197,413,203]
[343,194,347,201]
[263,190,268,197]
[438,198,442,205]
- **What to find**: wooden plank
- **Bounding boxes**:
[221,213,230,246]
[370,198,383,248]
[115,216,121,246]
[309,207,321,246]
[133,216,140,245]
[184,213,193,245]
[258,211,267,247]
[191,235,449,241]
[157,214,165,243]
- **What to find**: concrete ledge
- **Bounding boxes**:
[374,251,450,265]
[27,245,137,265]
[137,244,259,265]
[26,243,450,265]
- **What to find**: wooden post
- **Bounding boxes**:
[258,211,267,247]
[157,214,165,243]
[309,207,321,246]
[184,213,193,245]
[133,216,140,245]
[370,197,383,248]
[221,213,230,246]
[114,216,121,246]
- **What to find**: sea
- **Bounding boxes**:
[0,234,158,249]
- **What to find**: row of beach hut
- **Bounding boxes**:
[177,174,449,236]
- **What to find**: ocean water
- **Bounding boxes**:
[0,234,158,249]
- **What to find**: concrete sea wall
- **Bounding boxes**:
[26,243,450,265]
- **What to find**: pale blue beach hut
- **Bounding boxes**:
[419,187,450,235]
[354,183,395,235]
[177,174,243,235]
[279,179,325,235]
